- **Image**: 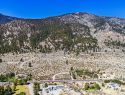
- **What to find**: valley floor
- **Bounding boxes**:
[0,49,125,80]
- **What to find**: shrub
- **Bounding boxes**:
[70,67,73,71]
[20,58,23,62]
[18,80,23,85]
[4,86,12,94]
[84,85,88,90]
[28,62,31,67]
[23,79,27,85]
[94,83,100,90]
[13,80,17,85]
[79,69,83,72]
[0,59,2,63]
[93,74,98,79]
[66,60,68,64]
[33,82,40,95]
[45,83,48,87]
[85,83,89,86]
[72,73,76,79]
[20,92,26,95]
[83,76,86,80]
[104,80,111,83]
[102,83,104,87]
[54,83,57,85]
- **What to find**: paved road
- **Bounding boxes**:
[20,57,36,68]
[27,79,113,83]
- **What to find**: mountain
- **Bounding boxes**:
[0,13,21,25]
[0,12,125,54]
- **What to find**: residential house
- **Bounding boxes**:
[105,82,120,90]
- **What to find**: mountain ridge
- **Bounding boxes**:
[0,12,125,54]
[0,13,21,25]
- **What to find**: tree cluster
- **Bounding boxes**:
[0,72,15,82]
[13,79,27,85]
[33,82,40,95]
[0,86,13,95]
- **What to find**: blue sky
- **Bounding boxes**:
[0,0,125,19]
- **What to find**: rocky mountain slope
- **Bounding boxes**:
[0,12,125,54]
[0,13,20,25]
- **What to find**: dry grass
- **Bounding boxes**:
[13,85,30,95]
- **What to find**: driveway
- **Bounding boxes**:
[27,83,34,95]
[20,57,36,68]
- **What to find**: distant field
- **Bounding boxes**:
[13,85,30,95]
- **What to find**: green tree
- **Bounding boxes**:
[33,89,38,95]
[72,73,76,79]
[0,75,7,82]
[20,58,23,62]
[28,62,31,67]
[76,50,79,56]
[102,83,104,87]
[0,86,4,95]
[0,59,2,63]
[4,86,12,95]
[79,69,83,72]
[37,84,40,91]
[13,79,18,85]
[23,79,27,85]
[54,83,57,85]
[83,76,86,80]
[84,85,88,90]
[27,74,32,80]
[18,80,23,85]
[45,83,48,88]
[66,60,68,65]
[70,67,73,71]
[93,74,98,79]
[97,69,100,74]
[104,80,110,83]
[33,82,39,95]
[94,83,100,90]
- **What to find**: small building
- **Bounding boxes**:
[46,85,64,90]
[99,70,113,75]
[15,74,27,79]
[106,82,120,90]
[89,84,94,88]
[99,70,113,79]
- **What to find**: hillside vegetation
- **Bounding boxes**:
[0,12,125,54]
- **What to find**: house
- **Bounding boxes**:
[99,70,113,79]
[106,82,120,90]
[99,70,113,75]
[89,84,94,88]
[15,74,27,79]
[46,85,64,90]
